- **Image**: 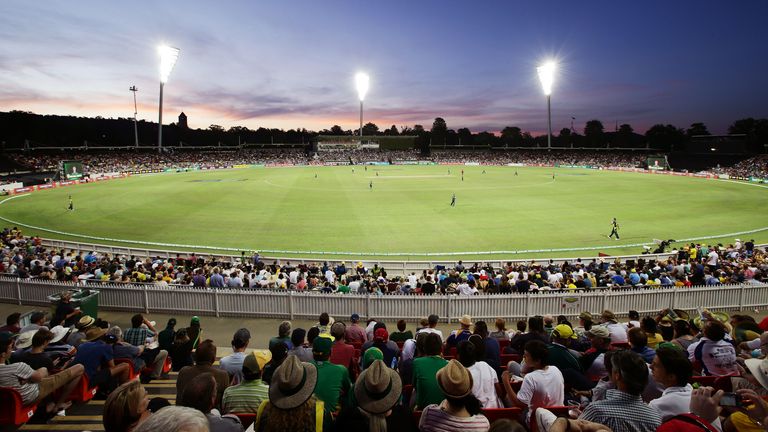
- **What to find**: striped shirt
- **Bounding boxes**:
[580,389,661,432]
[0,362,38,404]
[419,404,490,432]
[222,379,269,414]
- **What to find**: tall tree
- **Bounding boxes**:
[614,124,635,147]
[558,128,572,147]
[501,126,523,146]
[329,125,345,135]
[645,124,684,151]
[431,117,448,134]
[686,122,710,137]
[362,122,379,135]
[383,125,399,136]
[584,120,605,147]
[456,127,473,146]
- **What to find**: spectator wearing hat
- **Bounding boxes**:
[412,332,449,410]
[67,315,96,347]
[362,347,384,370]
[177,340,230,409]
[419,359,490,432]
[329,322,358,378]
[446,315,473,352]
[580,325,612,381]
[222,351,269,415]
[724,358,768,430]
[253,355,325,432]
[312,335,352,417]
[269,321,293,350]
[74,326,131,391]
[335,359,415,432]
[344,313,366,346]
[502,339,564,422]
[287,328,313,363]
[19,310,48,334]
[51,290,81,327]
[579,350,662,432]
[547,324,587,389]
[649,346,694,422]
[370,328,399,368]
[628,327,656,363]
[0,312,21,334]
[179,372,244,432]
[0,331,85,415]
[601,310,628,344]
[220,328,251,385]
[186,316,203,350]
[457,339,501,409]
[15,329,57,370]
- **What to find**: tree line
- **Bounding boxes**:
[0,110,766,153]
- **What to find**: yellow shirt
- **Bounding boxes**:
[647,333,664,349]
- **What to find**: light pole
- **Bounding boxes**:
[355,72,369,140]
[537,61,556,149]
[129,86,139,148]
[158,45,180,153]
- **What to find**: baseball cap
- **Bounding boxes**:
[312,335,333,356]
[579,311,593,321]
[552,324,577,340]
[586,325,611,339]
[191,316,200,325]
[242,352,262,375]
[363,347,384,368]
[351,313,360,322]
[374,328,389,342]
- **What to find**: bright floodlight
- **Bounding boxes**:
[158,45,180,83]
[355,72,369,101]
[537,61,556,96]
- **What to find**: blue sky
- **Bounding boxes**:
[1,1,766,135]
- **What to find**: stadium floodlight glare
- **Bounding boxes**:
[157,45,180,153]
[537,61,557,149]
[355,72,369,138]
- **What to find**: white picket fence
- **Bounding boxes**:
[1,276,766,323]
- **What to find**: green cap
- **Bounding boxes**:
[312,335,333,356]
[363,347,384,368]
[191,316,200,325]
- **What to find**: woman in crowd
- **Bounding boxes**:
[419,359,490,432]
[489,318,509,340]
[103,380,151,432]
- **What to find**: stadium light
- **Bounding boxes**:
[537,61,556,149]
[157,45,180,153]
[355,72,369,139]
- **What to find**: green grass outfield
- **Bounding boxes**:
[1,165,767,260]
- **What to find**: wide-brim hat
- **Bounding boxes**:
[693,311,730,330]
[745,358,768,391]
[77,315,96,330]
[49,326,69,343]
[84,327,107,341]
[355,359,402,415]
[268,355,318,410]
[437,359,473,399]
[15,330,36,349]
[459,315,472,326]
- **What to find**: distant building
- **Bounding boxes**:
[178,112,188,129]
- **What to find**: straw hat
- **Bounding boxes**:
[459,315,472,326]
[355,359,402,415]
[84,327,106,341]
[77,315,96,330]
[268,355,318,410]
[436,359,473,399]
[49,326,70,343]
[745,358,768,391]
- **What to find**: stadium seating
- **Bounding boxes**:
[0,387,38,426]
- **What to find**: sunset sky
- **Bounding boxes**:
[1,1,767,135]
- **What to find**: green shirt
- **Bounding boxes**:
[337,284,350,294]
[222,379,270,414]
[312,360,352,416]
[547,343,582,372]
[413,356,448,409]
[389,331,413,342]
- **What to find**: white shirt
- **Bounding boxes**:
[649,384,692,422]
[324,269,335,283]
[586,353,607,381]
[348,280,361,293]
[458,283,478,296]
[517,366,565,421]
[416,327,444,343]
[408,274,418,287]
[688,337,738,376]
[707,251,719,266]
[289,270,299,284]
[467,361,502,408]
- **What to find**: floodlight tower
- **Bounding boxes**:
[129,86,139,148]
[537,61,556,149]
[355,72,369,140]
[157,45,180,153]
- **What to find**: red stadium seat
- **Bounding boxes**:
[402,384,413,406]
[498,339,510,350]
[481,407,523,423]
[0,387,38,426]
[233,413,257,428]
[162,356,172,374]
[412,410,422,428]
[69,375,98,403]
[115,358,138,381]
